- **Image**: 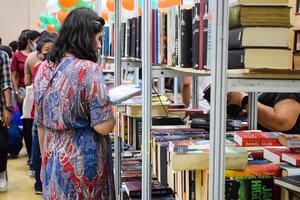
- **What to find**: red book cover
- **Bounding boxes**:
[279,134,300,148]
[282,152,300,167]
[264,147,291,163]
[199,0,205,69]
[248,149,264,160]
[152,9,155,64]
[234,131,280,146]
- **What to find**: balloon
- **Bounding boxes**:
[37,21,41,28]
[101,9,109,21]
[40,12,57,24]
[54,22,62,31]
[46,25,55,32]
[158,0,169,8]
[56,9,69,23]
[41,23,46,30]
[107,0,114,12]
[76,1,95,9]
[111,13,115,21]
[152,0,158,8]
[58,0,78,8]
[171,0,181,5]
[122,0,134,10]
[47,0,59,13]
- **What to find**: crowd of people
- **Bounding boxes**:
[0,7,115,199]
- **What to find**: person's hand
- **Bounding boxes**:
[2,110,12,127]
[16,94,24,106]
[227,92,247,106]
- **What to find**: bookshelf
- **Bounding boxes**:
[111,0,300,200]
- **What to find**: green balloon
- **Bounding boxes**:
[151,0,158,9]
[111,13,115,22]
[46,13,58,25]
[54,22,62,31]
[39,12,49,24]
[76,1,95,10]
[41,22,46,30]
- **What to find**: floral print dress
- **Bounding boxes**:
[34,57,115,200]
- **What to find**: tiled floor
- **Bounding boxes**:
[0,150,41,200]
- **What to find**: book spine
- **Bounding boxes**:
[229,6,241,29]
[131,17,137,58]
[126,19,132,57]
[228,49,245,69]
[192,4,200,69]
[152,9,155,63]
[155,9,159,64]
[205,1,211,69]
[120,23,126,58]
[163,13,168,64]
[158,11,162,64]
[228,27,244,49]
[137,16,142,58]
[180,8,193,68]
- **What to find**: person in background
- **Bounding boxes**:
[24,33,56,194]
[11,30,41,176]
[228,92,300,134]
[8,41,18,54]
[34,8,115,199]
[0,50,13,192]
[0,37,2,46]
[0,46,12,59]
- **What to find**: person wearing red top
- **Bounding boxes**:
[11,30,40,176]
[24,33,56,194]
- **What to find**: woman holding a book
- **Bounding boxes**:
[227,92,300,134]
[34,8,115,199]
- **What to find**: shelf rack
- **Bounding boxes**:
[111,0,300,199]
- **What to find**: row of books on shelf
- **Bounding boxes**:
[114,127,300,199]
[102,0,300,71]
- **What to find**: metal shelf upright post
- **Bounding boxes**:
[113,0,122,199]
[208,0,229,199]
[141,0,152,199]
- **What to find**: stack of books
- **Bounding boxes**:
[228,0,293,70]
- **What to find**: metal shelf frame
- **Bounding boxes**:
[112,0,300,199]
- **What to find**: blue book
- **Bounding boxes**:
[155,9,159,64]
[103,26,110,56]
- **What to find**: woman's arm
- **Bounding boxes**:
[93,118,115,135]
[256,99,300,132]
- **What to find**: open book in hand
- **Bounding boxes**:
[108,84,142,105]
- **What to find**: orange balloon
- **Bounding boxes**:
[122,0,134,10]
[107,0,114,12]
[46,25,55,32]
[171,0,181,5]
[158,0,169,8]
[58,0,78,8]
[57,9,70,23]
[37,21,41,28]
[101,9,109,21]
[138,7,142,16]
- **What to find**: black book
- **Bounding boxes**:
[162,13,168,64]
[120,22,126,58]
[229,27,244,50]
[131,17,137,58]
[192,3,200,69]
[180,8,193,68]
[136,16,142,58]
[203,0,208,68]
[225,176,273,200]
[228,49,245,69]
[126,19,132,57]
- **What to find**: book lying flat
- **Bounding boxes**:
[229,0,289,7]
[275,175,300,193]
[108,85,141,105]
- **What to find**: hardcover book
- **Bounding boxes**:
[263,147,291,163]
[229,6,291,29]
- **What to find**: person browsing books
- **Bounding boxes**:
[34,8,115,199]
[227,92,300,134]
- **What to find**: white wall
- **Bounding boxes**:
[0,0,47,45]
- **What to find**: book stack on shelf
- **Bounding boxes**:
[228,0,293,70]
[291,0,300,69]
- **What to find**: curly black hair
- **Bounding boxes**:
[48,7,105,65]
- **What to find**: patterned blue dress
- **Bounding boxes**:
[34,57,115,200]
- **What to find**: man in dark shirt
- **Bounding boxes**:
[228,92,300,134]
